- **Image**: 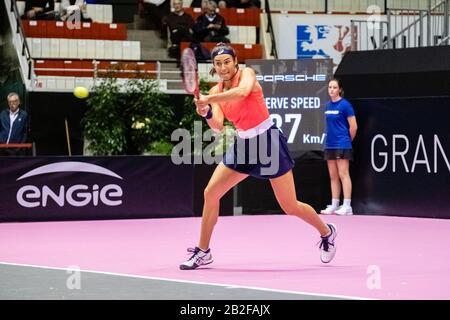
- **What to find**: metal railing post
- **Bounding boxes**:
[444,0,449,43]
[350,20,357,51]
[387,9,392,48]
[427,0,432,45]
[156,61,161,82]
[420,10,424,46]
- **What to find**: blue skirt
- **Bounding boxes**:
[223,124,295,179]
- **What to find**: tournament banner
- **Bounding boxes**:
[0,156,194,222]
[274,14,382,62]
[352,97,450,218]
[246,59,333,158]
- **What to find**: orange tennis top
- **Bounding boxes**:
[218,69,270,131]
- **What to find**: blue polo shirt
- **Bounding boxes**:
[324,98,355,149]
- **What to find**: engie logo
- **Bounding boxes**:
[16,162,124,208]
[256,74,326,82]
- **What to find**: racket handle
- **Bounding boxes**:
[204,106,213,119]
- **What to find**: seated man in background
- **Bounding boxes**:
[0,93,29,156]
[193,1,229,43]
[163,0,195,58]
[23,0,56,20]
[60,0,92,22]
[216,0,229,8]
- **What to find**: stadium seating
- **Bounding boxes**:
[27,38,141,60]
[22,20,127,40]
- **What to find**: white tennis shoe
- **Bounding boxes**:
[320,205,338,215]
[335,206,353,216]
[319,223,337,263]
[180,247,213,270]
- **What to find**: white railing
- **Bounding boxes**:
[351,0,449,50]
[27,38,141,60]
[351,19,389,51]
[4,0,32,89]
[31,62,246,94]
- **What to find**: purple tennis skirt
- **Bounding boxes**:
[223,124,295,179]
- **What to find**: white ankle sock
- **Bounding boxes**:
[331,199,339,208]
[343,199,352,207]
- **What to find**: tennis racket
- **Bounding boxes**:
[181,47,200,99]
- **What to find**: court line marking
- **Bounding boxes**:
[0,261,372,300]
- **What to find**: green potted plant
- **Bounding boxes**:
[81,77,126,155]
[81,77,174,155]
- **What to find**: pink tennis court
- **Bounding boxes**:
[1,214,449,300]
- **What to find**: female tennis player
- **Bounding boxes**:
[180,43,337,270]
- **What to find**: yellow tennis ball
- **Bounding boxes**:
[73,86,89,99]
